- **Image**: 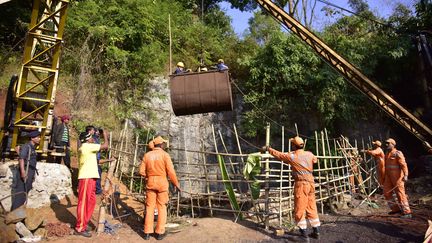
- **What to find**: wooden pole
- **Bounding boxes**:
[233,124,261,222]
[129,135,139,192]
[201,140,213,217]
[139,130,150,194]
[315,131,324,214]
[168,14,172,75]
[279,125,284,225]
[264,123,270,230]
[97,158,117,233]
[115,122,127,178]
[119,126,130,182]
[186,123,195,218]
[325,129,339,203]
[218,130,236,174]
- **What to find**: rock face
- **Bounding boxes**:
[131,77,244,194]
[0,162,72,211]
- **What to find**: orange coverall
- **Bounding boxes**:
[383,149,411,214]
[366,147,385,186]
[269,148,320,229]
[139,147,180,234]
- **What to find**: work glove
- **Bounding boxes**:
[175,186,182,192]
[260,146,269,153]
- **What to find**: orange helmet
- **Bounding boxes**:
[290,136,304,147]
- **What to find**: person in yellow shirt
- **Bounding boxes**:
[74,130,109,237]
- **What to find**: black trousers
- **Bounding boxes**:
[11,169,36,211]
[55,141,71,169]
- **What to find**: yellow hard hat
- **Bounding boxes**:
[153,136,168,145]
[385,138,396,146]
[177,62,185,68]
[218,59,224,63]
[372,140,382,147]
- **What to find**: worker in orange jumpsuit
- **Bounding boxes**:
[383,138,412,218]
[262,136,320,239]
[365,140,385,187]
[139,136,181,240]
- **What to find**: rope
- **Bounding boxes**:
[316,0,397,31]
[231,80,315,139]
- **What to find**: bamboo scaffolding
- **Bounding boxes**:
[110,124,378,227]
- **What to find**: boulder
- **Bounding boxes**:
[0,220,19,243]
[15,221,33,238]
[33,228,47,238]
[5,205,26,225]
[24,208,44,231]
[0,162,72,211]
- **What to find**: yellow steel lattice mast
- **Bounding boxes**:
[11,0,69,153]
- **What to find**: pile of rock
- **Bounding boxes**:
[0,162,72,210]
[1,206,47,242]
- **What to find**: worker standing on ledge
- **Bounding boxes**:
[139,136,181,240]
[383,138,412,218]
[262,136,321,239]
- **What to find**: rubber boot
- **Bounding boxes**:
[309,227,320,239]
[299,228,308,238]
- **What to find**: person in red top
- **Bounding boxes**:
[365,140,385,187]
[383,138,411,218]
[139,136,181,240]
[262,136,320,239]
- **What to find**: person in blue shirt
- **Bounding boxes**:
[12,131,40,210]
[174,62,186,74]
[217,59,228,71]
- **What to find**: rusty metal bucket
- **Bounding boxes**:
[170,70,233,116]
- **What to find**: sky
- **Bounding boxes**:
[219,0,416,36]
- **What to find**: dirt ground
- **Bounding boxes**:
[37,170,431,243]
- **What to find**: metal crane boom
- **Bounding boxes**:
[257,0,432,147]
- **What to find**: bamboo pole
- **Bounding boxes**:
[315,131,324,214]
[233,123,261,222]
[218,130,236,175]
[168,14,172,75]
[264,123,270,230]
[119,126,130,182]
[201,139,213,217]
[129,135,139,192]
[186,123,195,218]
[288,135,293,221]
[278,125,284,226]
[115,122,127,178]
[325,129,339,203]
[139,130,150,194]
[320,132,331,205]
